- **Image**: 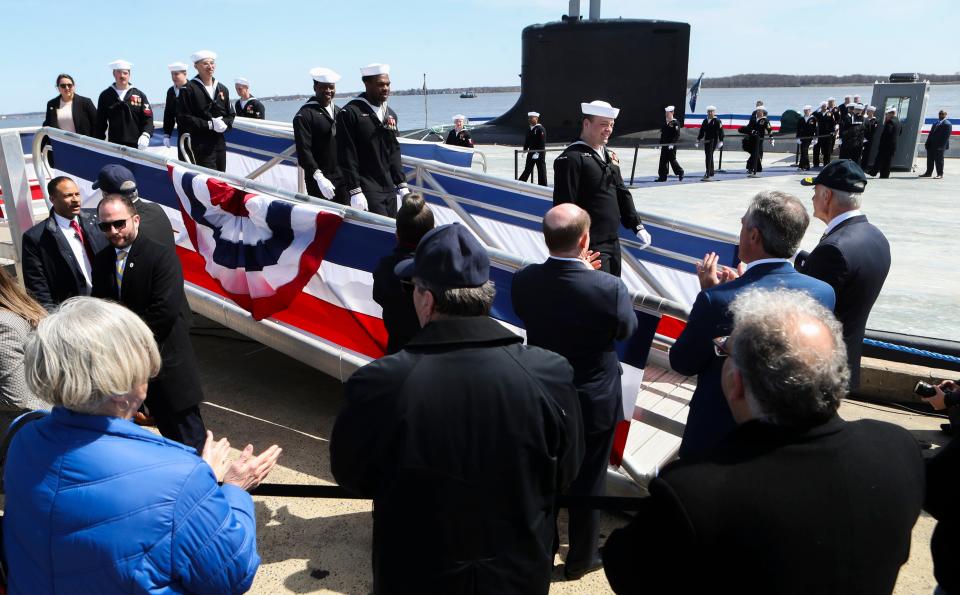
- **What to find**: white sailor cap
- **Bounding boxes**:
[167,62,188,72]
[664,105,675,112]
[757,106,768,113]
[527,111,540,117]
[452,114,466,121]
[866,105,877,111]
[803,105,813,111]
[854,103,864,110]
[108,59,133,71]
[581,100,620,118]
[309,68,341,84]
[885,106,896,114]
[827,97,836,102]
[360,63,390,77]
[820,101,828,107]
[234,77,250,86]
[705,105,717,112]
[191,50,217,63]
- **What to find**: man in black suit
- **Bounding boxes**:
[372,194,434,354]
[796,160,890,391]
[91,164,176,251]
[512,203,637,581]
[874,107,901,178]
[921,109,952,178]
[91,194,206,452]
[603,287,925,595]
[22,176,107,310]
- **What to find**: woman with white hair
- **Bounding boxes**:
[3,296,281,594]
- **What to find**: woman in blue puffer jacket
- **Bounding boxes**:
[3,297,282,594]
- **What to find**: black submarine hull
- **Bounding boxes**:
[471,18,690,145]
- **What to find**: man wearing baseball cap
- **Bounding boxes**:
[797,159,890,390]
[331,223,584,593]
[92,164,175,251]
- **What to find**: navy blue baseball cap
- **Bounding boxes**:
[800,159,868,193]
[92,163,138,195]
[394,223,490,288]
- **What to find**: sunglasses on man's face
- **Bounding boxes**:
[58,83,74,89]
[713,336,731,358]
[97,219,128,232]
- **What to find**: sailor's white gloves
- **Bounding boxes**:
[718,142,724,149]
[796,138,801,145]
[668,145,674,150]
[531,152,540,160]
[770,139,775,147]
[163,135,171,148]
[350,191,368,211]
[636,225,652,249]
[210,117,228,133]
[312,171,336,200]
[396,186,411,211]
[694,142,699,148]
[137,133,150,149]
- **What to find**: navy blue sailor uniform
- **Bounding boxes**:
[861,115,879,169]
[445,128,474,148]
[336,94,406,217]
[94,86,154,148]
[746,116,771,174]
[657,118,684,181]
[519,123,547,185]
[235,97,265,120]
[176,77,235,172]
[797,115,818,170]
[163,85,186,161]
[553,142,643,277]
[293,98,348,204]
[697,117,723,177]
[839,113,865,163]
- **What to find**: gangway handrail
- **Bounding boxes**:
[28,126,692,323]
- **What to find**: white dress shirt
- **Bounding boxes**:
[823,209,863,236]
[744,257,790,272]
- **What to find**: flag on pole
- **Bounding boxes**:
[168,163,344,320]
[689,72,704,113]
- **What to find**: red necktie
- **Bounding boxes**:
[70,220,95,263]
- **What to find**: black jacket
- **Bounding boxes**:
[235,98,265,120]
[925,118,952,151]
[330,316,584,595]
[292,98,342,181]
[797,114,818,139]
[659,119,681,144]
[445,128,474,148]
[878,116,901,155]
[21,209,107,309]
[133,198,176,251]
[796,214,890,390]
[94,86,154,147]
[697,117,724,143]
[603,415,925,595]
[91,237,203,412]
[553,143,641,244]
[815,109,837,136]
[927,434,960,592]
[176,77,235,153]
[162,86,182,136]
[336,95,404,195]
[862,116,879,146]
[523,124,546,151]
[512,258,637,433]
[43,95,97,136]
[371,244,419,354]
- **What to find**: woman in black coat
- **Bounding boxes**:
[42,74,97,137]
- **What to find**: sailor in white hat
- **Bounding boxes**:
[446,114,474,148]
[873,106,901,178]
[175,50,234,171]
[814,100,838,167]
[337,63,407,215]
[95,59,154,150]
[553,99,652,276]
[838,101,866,163]
[518,111,547,185]
[859,105,879,169]
[234,78,265,120]
[696,105,723,180]
[656,105,684,182]
[748,99,765,128]
[797,105,818,171]
[293,68,347,203]
[746,106,772,177]
[162,62,189,150]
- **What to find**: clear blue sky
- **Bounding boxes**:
[2,0,956,115]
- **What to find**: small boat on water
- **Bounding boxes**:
[459,92,477,99]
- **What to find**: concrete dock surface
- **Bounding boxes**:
[188,319,947,595]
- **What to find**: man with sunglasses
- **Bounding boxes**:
[670,191,834,459]
[92,164,176,251]
[90,193,206,452]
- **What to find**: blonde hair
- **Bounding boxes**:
[0,267,47,328]
[24,297,161,413]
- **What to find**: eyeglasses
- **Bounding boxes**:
[97,219,128,232]
[58,83,74,89]
[712,336,731,358]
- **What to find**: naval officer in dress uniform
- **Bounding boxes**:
[796,105,817,171]
[656,105,684,182]
[553,100,652,277]
[336,63,408,217]
[861,105,878,170]
[445,114,474,148]
[746,106,772,177]
[162,62,188,154]
[94,60,154,150]
[176,50,235,172]
[696,106,723,180]
[234,78,265,120]
[293,67,348,204]
[519,111,547,185]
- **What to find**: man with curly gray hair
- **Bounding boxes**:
[603,288,924,594]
